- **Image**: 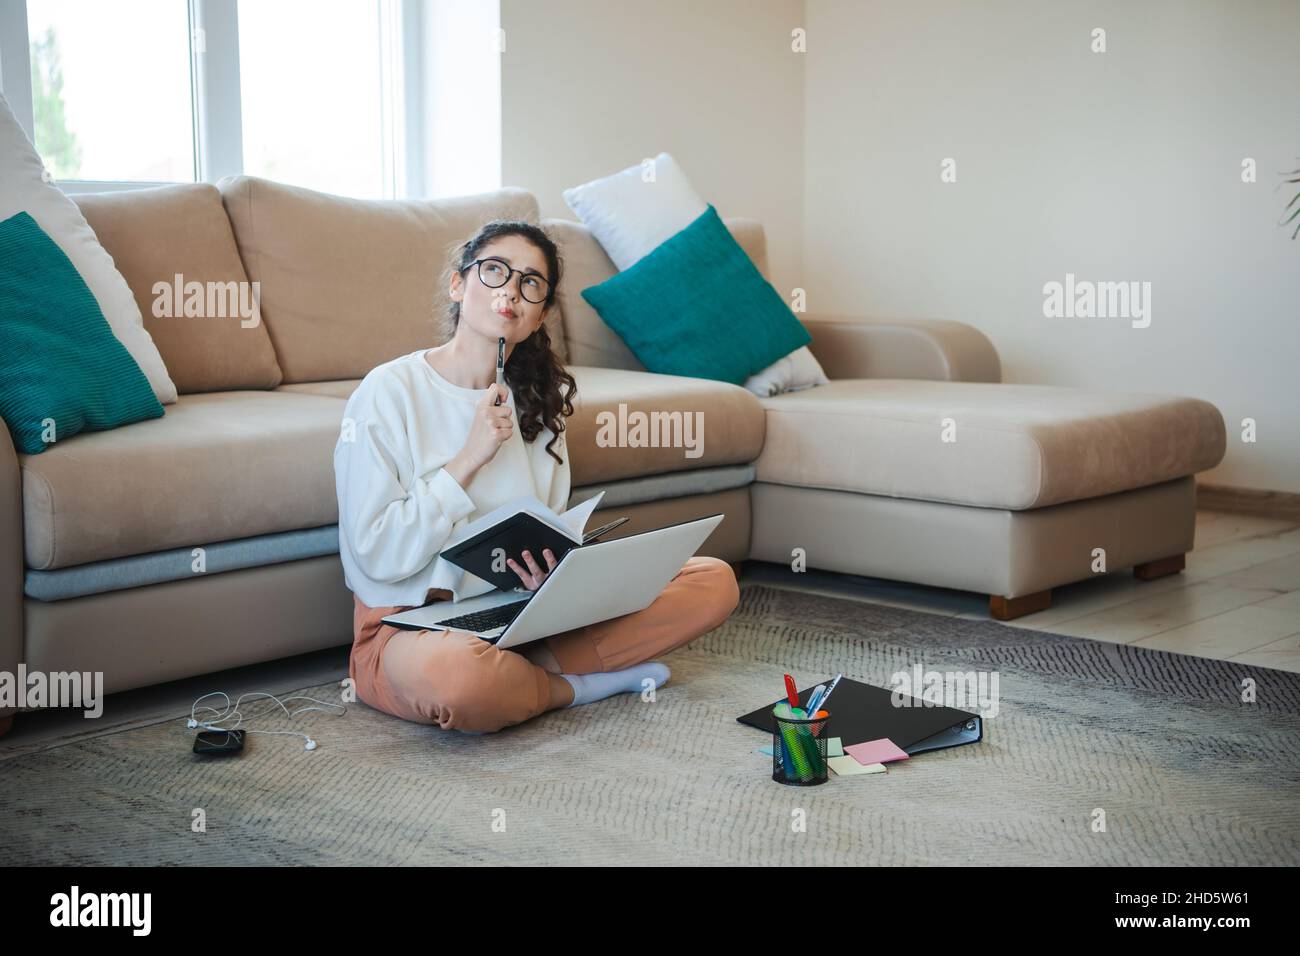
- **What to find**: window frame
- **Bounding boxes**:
[0,0,435,198]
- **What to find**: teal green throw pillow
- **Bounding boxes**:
[0,211,164,454]
[580,204,811,385]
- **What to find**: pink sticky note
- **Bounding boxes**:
[845,738,909,765]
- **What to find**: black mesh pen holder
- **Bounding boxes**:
[771,706,831,786]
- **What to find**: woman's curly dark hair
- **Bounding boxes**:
[440,220,577,465]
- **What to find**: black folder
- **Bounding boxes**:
[737,676,983,755]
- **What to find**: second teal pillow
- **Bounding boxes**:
[0,211,164,454]
[580,204,810,385]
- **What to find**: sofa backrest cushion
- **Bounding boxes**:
[219,177,563,382]
[75,184,285,393]
[545,215,773,370]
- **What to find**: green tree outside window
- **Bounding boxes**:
[29,27,81,180]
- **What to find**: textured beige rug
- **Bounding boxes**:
[3,583,1299,866]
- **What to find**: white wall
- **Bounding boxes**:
[498,0,1297,493]
[499,0,806,298]
[804,0,1300,492]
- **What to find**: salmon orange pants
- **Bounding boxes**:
[349,555,740,734]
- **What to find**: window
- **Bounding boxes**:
[26,0,195,182]
[238,0,389,199]
[0,0,502,199]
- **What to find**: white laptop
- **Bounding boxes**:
[382,513,725,649]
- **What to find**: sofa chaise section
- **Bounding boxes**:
[753,340,1227,618]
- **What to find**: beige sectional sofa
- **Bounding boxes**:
[0,178,1226,735]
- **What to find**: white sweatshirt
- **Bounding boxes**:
[334,347,571,609]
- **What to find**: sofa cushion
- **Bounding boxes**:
[25,466,758,600]
[546,215,772,370]
[547,219,641,371]
[218,177,565,382]
[755,379,1226,511]
[563,366,766,486]
[74,184,284,394]
[22,391,345,569]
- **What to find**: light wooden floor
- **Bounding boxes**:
[740,509,1300,674]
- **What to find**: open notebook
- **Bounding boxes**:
[439,490,619,591]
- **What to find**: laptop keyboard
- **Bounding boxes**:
[432,599,529,637]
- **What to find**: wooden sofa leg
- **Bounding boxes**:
[0,716,13,739]
[1134,553,1185,581]
[990,589,1052,621]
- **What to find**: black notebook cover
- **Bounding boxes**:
[439,512,582,592]
[737,676,983,755]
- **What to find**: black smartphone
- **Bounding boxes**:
[193,728,245,756]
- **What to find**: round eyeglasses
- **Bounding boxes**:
[466,257,551,304]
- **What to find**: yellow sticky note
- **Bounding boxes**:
[828,756,886,776]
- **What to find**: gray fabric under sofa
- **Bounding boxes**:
[0,177,1226,734]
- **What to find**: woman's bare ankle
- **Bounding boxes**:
[546,672,575,709]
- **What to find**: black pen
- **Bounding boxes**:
[494,336,505,405]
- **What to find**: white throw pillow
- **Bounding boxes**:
[562,152,707,271]
[743,345,830,398]
[562,152,829,397]
[0,93,176,404]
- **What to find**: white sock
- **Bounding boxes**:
[562,662,670,708]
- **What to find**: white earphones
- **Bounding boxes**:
[188,691,345,752]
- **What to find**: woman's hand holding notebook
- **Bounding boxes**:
[439,491,618,591]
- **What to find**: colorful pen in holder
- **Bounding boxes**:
[772,703,831,786]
